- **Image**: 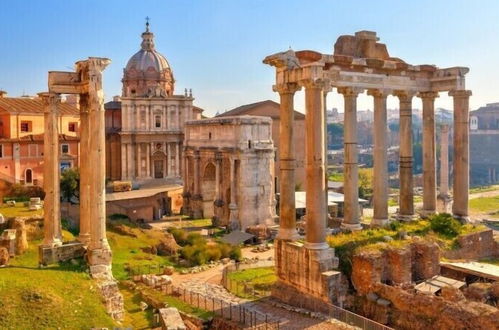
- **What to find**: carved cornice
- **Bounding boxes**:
[38,92,61,113]
[301,78,326,90]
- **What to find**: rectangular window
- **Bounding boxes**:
[155,115,161,128]
[28,144,37,157]
[68,122,77,132]
[0,144,3,158]
[61,144,69,154]
[20,121,32,132]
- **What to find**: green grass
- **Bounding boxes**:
[328,172,344,182]
[0,231,115,329]
[478,257,499,266]
[167,218,213,228]
[0,204,43,218]
[226,267,276,299]
[120,284,155,329]
[469,185,499,194]
[107,222,175,280]
[469,196,499,217]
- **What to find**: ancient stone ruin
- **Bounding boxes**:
[38,57,124,319]
[264,30,472,309]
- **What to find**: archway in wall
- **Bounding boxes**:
[201,162,216,219]
[25,168,33,184]
[152,150,166,179]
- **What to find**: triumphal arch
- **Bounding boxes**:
[264,31,471,307]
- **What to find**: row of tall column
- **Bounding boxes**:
[275,81,472,243]
[121,141,181,179]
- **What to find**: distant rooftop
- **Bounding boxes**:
[217,100,305,120]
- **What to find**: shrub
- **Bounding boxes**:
[186,232,206,246]
[168,228,188,246]
[429,213,462,238]
[230,246,242,261]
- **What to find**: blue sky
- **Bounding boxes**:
[1,0,498,116]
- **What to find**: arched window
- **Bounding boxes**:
[25,168,33,184]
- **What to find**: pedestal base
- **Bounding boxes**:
[437,195,452,213]
[396,214,418,222]
[276,227,300,241]
[371,218,389,227]
[453,214,470,224]
[340,222,363,231]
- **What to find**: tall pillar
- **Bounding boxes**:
[78,93,91,245]
[450,90,472,221]
[136,143,142,178]
[146,143,150,178]
[121,143,127,180]
[395,91,415,221]
[323,87,331,225]
[192,150,202,219]
[86,57,112,273]
[40,92,63,247]
[419,91,439,217]
[303,79,328,248]
[369,89,389,226]
[437,124,452,212]
[229,158,239,230]
[176,142,180,177]
[339,87,362,231]
[274,83,300,240]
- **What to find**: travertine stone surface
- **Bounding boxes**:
[78,94,91,246]
[368,89,389,226]
[395,91,415,220]
[275,83,301,241]
[39,92,63,247]
[419,91,439,216]
[450,90,472,221]
[183,116,276,229]
[437,124,452,212]
[338,87,362,231]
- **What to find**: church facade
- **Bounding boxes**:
[105,23,202,182]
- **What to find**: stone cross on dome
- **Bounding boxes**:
[145,16,150,32]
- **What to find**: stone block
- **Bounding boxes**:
[159,307,186,330]
[38,241,85,266]
[0,247,9,266]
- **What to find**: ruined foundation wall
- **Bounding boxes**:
[443,229,499,260]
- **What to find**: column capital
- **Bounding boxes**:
[38,92,61,110]
[337,87,363,97]
[301,78,327,90]
[87,57,111,74]
[448,89,472,98]
[393,90,416,101]
[367,89,391,98]
[418,91,439,100]
[273,83,301,94]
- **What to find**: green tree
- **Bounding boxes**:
[358,168,374,199]
[60,168,79,202]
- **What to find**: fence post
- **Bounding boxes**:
[229,302,232,320]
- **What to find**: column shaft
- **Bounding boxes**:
[41,93,62,247]
[339,88,362,231]
[275,83,300,240]
[78,94,91,245]
[420,92,439,216]
[304,80,328,248]
[369,90,389,225]
[121,143,127,180]
[440,124,450,196]
[176,142,180,176]
[229,158,239,229]
[396,92,415,220]
[450,90,472,220]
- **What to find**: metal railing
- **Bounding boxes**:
[165,284,280,329]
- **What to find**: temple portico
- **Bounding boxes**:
[264,30,471,307]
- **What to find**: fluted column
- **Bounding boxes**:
[303,79,328,249]
[450,90,472,221]
[121,143,127,180]
[229,158,239,229]
[395,91,415,221]
[369,89,389,226]
[339,87,363,231]
[78,93,91,246]
[136,143,142,178]
[175,142,180,177]
[419,91,439,217]
[274,83,300,240]
[40,92,63,247]
[86,57,112,271]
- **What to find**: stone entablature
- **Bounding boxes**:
[183,116,276,229]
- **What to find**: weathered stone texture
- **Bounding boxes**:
[38,241,85,266]
[159,307,187,330]
[0,247,9,266]
[370,283,499,330]
[411,240,440,281]
[98,280,124,321]
[443,229,499,260]
[12,218,28,255]
[351,250,384,295]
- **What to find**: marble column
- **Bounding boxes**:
[78,93,91,246]
[395,91,415,221]
[303,79,328,249]
[192,151,202,218]
[339,87,362,231]
[176,142,180,177]
[369,89,389,226]
[450,90,472,221]
[86,57,112,272]
[437,124,451,212]
[229,158,239,230]
[274,83,300,240]
[40,92,63,247]
[420,91,439,217]
[136,143,142,178]
[323,87,331,225]
[146,143,150,178]
[121,143,127,180]
[168,143,173,176]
